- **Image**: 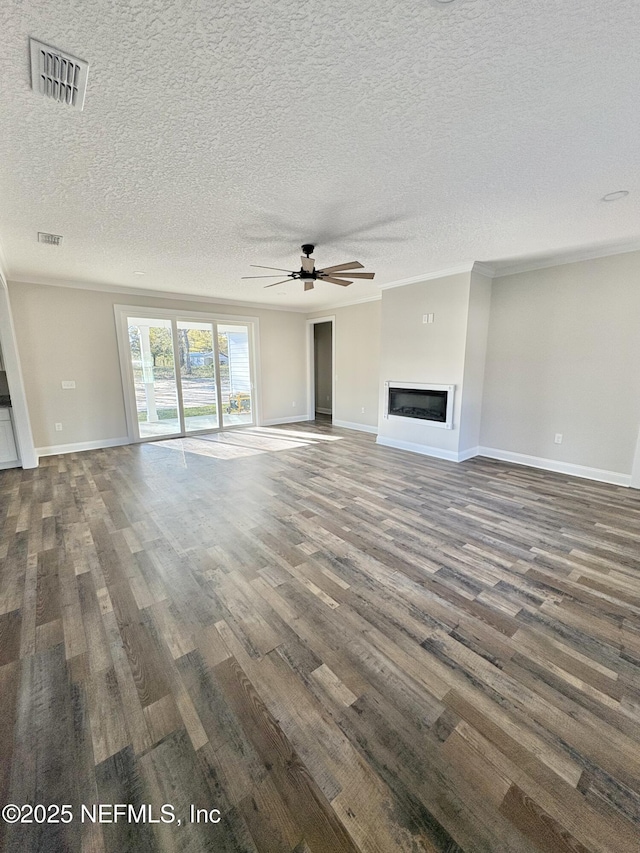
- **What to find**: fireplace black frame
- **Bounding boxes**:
[383,382,455,429]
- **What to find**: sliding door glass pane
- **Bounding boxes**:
[177,321,220,432]
[219,324,253,427]
[127,318,180,438]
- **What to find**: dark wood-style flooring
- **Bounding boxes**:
[1,421,640,852]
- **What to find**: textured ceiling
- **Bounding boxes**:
[1,0,639,309]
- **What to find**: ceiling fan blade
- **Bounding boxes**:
[301,256,315,273]
[329,271,375,279]
[304,281,314,291]
[249,264,294,273]
[322,276,352,286]
[263,279,292,288]
[317,261,364,274]
[242,275,292,279]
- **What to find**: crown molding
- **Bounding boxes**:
[8,234,640,312]
[378,262,476,291]
[471,261,496,277]
[7,274,312,313]
[492,238,640,278]
[310,293,382,312]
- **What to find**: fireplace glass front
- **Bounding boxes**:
[388,387,448,422]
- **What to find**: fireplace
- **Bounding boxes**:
[384,382,454,429]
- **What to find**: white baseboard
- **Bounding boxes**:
[36,436,130,458]
[458,446,480,462]
[0,459,20,469]
[260,416,312,426]
[315,408,332,415]
[333,419,378,435]
[477,446,631,487]
[374,437,631,485]
[376,435,464,462]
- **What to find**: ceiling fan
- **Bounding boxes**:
[242,244,375,291]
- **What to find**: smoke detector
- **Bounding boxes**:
[38,232,63,246]
[29,38,89,110]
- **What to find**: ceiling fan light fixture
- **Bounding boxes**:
[244,243,375,291]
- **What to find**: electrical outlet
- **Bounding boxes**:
[361,407,365,413]
[292,401,296,407]
[61,380,76,389]
[554,433,563,444]
[55,423,63,431]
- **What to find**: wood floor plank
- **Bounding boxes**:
[0,660,20,850]
[1,421,639,852]
[0,609,21,666]
[214,654,360,853]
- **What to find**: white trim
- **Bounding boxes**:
[114,306,144,442]
[10,275,307,312]
[113,305,260,441]
[492,239,640,278]
[261,415,312,426]
[629,427,640,489]
[0,236,10,279]
[11,272,384,314]
[9,238,640,309]
[458,446,480,462]
[36,436,130,457]
[333,419,378,434]
[477,446,631,487]
[383,381,455,430]
[0,276,38,468]
[310,294,382,311]
[307,316,336,423]
[376,435,464,462]
[471,262,495,278]
[378,263,475,291]
[0,459,21,470]
[116,304,260,324]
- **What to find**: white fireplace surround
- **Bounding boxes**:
[384,382,455,430]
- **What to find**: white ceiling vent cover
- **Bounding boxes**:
[29,38,89,110]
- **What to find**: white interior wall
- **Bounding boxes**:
[0,275,37,466]
[480,251,640,479]
[307,301,381,432]
[458,270,492,455]
[9,280,308,452]
[377,273,472,458]
[6,249,640,485]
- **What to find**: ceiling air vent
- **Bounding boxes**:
[38,232,63,246]
[29,38,89,110]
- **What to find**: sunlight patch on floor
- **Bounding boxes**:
[152,437,263,460]
[150,426,343,461]
[244,427,343,442]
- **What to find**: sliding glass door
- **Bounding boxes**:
[177,320,220,433]
[219,323,253,427]
[118,308,255,442]
[127,317,181,438]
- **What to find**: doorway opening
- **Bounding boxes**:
[307,317,335,423]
